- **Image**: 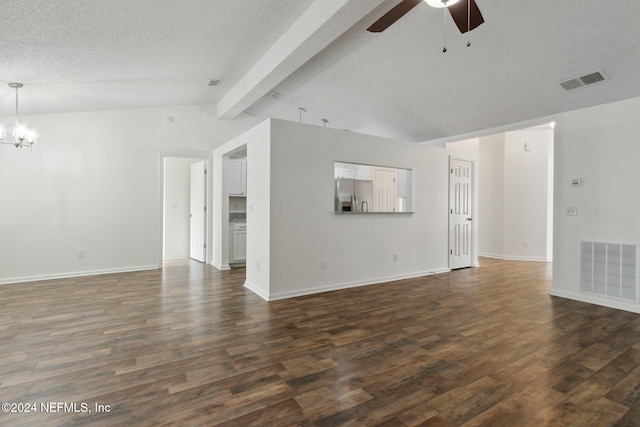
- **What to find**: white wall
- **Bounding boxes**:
[212,120,271,289]
[551,96,640,313]
[478,133,505,258]
[163,157,199,260]
[0,104,260,284]
[259,119,449,300]
[245,122,272,299]
[503,129,554,260]
[476,128,553,262]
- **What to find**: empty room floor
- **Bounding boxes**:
[1,258,640,426]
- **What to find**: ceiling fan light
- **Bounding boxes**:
[424,0,462,8]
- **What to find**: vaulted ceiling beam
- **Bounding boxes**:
[217,0,392,120]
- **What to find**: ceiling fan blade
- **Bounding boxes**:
[367,0,423,33]
[448,0,484,34]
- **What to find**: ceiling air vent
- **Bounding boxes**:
[557,70,608,92]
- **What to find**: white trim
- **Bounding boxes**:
[0,265,160,286]
[479,252,552,262]
[422,115,558,147]
[211,262,231,271]
[549,289,640,314]
[255,268,451,301]
[162,255,191,261]
[244,281,270,301]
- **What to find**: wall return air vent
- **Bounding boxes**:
[557,70,608,92]
[580,241,639,303]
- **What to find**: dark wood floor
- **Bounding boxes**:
[2,258,640,426]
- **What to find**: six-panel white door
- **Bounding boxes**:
[373,168,397,212]
[449,158,474,269]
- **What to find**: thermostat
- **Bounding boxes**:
[570,178,583,187]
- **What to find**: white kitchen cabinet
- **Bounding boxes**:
[229,222,247,263]
[228,158,247,196]
[334,166,356,179]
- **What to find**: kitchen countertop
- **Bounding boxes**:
[229,212,246,222]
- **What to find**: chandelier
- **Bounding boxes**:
[0,83,37,150]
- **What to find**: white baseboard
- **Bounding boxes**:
[244,281,270,301]
[211,262,231,271]
[548,289,640,314]
[479,252,551,262]
[162,255,190,261]
[262,268,451,301]
[0,264,160,286]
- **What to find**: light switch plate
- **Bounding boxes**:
[570,178,583,187]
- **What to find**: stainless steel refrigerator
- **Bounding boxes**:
[335,178,373,212]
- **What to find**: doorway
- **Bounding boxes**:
[162,156,209,263]
[446,122,555,267]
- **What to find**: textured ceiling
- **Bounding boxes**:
[2,0,640,142]
[0,0,314,113]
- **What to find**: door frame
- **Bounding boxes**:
[159,151,212,266]
[448,156,476,269]
[189,160,207,262]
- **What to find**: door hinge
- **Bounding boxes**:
[450,249,453,255]
[204,206,207,212]
[204,169,207,175]
[204,243,206,248]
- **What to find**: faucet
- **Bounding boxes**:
[361,200,368,212]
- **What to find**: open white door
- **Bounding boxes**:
[190,161,206,262]
[449,158,474,269]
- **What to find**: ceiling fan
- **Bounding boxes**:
[367,0,484,34]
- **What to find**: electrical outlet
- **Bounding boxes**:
[393,253,399,262]
[565,207,578,216]
[78,250,86,259]
[523,241,529,248]
[256,261,259,271]
[320,260,327,270]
